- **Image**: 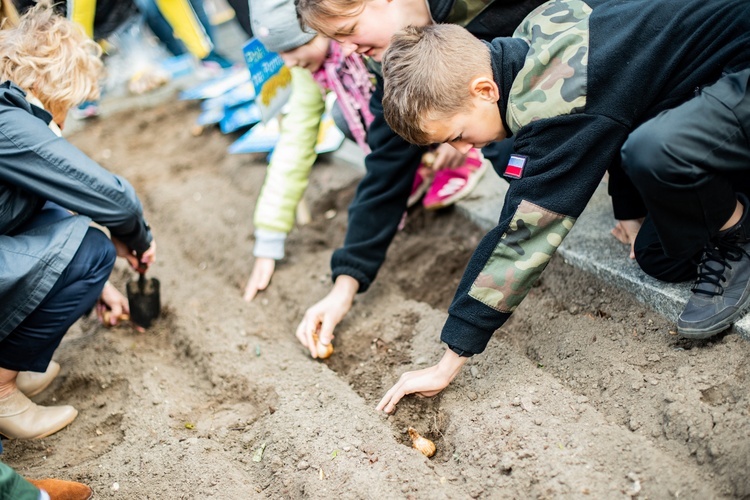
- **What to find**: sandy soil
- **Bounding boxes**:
[3,99,750,499]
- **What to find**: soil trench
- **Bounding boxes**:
[3,99,749,499]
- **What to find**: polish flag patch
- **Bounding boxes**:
[504,154,528,179]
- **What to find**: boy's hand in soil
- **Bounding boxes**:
[243,257,276,302]
[611,218,644,259]
[377,348,469,414]
[296,275,359,358]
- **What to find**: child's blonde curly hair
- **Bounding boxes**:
[0,1,103,114]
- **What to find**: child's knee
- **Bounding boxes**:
[77,227,117,281]
[621,124,673,182]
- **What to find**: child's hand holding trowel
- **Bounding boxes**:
[108,238,161,330]
[112,238,157,272]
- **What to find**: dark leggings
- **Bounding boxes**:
[0,207,116,373]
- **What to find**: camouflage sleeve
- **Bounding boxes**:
[440,113,629,355]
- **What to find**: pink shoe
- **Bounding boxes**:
[423,149,489,210]
[407,165,433,208]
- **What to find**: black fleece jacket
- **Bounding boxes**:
[331,0,547,292]
[441,0,750,355]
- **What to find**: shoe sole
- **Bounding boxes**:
[677,284,750,339]
[677,320,734,340]
[424,158,490,210]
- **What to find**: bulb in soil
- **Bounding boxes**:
[408,427,436,458]
[312,333,334,359]
[102,310,130,326]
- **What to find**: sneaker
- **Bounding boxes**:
[201,50,235,71]
[422,148,489,210]
[677,195,750,339]
[70,101,100,120]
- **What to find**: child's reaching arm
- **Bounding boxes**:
[244,67,326,301]
[378,114,630,412]
[377,349,468,413]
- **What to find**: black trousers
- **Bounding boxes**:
[622,69,750,281]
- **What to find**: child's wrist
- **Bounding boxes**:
[438,348,469,381]
[332,275,359,300]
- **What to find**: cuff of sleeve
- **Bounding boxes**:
[447,344,474,357]
[115,219,152,255]
[610,194,647,221]
[253,229,287,260]
[331,265,372,293]
[440,314,498,356]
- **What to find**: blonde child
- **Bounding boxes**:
[293,0,543,358]
[0,2,155,440]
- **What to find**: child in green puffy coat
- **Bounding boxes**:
[243,0,487,301]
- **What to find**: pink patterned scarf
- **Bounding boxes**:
[313,42,374,153]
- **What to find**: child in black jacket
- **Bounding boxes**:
[293,0,551,358]
[376,0,750,413]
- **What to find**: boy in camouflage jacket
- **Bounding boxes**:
[376,0,750,413]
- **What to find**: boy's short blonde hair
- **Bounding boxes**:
[294,0,365,39]
[382,24,490,145]
[0,2,102,113]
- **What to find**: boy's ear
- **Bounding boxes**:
[469,76,499,103]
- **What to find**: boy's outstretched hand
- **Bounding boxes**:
[295,275,359,358]
[243,257,276,302]
[377,348,469,414]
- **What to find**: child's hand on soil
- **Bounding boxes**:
[611,218,644,259]
[377,348,469,413]
[295,275,358,358]
[96,282,130,326]
[431,143,468,171]
[243,257,276,302]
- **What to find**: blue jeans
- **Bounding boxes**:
[0,206,115,373]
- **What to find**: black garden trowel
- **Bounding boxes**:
[126,264,160,329]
